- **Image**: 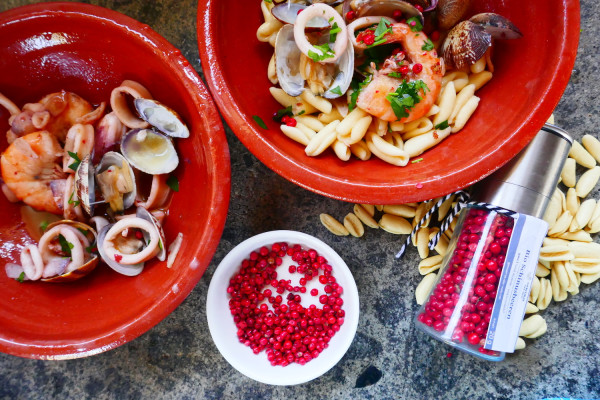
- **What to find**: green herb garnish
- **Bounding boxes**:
[421,38,434,51]
[411,158,424,163]
[435,120,450,130]
[158,240,163,251]
[406,17,423,32]
[373,19,392,41]
[273,106,293,123]
[85,240,97,254]
[17,272,25,283]
[329,22,341,42]
[40,220,49,232]
[67,151,81,171]
[308,43,335,62]
[297,110,306,116]
[330,86,343,96]
[264,0,272,3]
[386,80,429,120]
[388,72,404,79]
[252,115,268,130]
[166,175,180,192]
[68,191,80,207]
[58,234,74,256]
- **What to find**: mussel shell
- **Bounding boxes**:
[96,151,137,211]
[437,0,470,30]
[346,0,424,24]
[120,129,179,175]
[75,155,95,216]
[136,207,166,262]
[271,3,329,27]
[275,24,305,97]
[469,13,522,40]
[134,98,189,139]
[41,220,99,283]
[97,223,145,277]
[442,20,491,70]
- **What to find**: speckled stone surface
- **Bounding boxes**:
[0,1,598,399]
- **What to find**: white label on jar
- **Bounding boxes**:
[484,213,548,353]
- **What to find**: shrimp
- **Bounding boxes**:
[1,131,67,214]
[38,91,93,142]
[356,22,444,123]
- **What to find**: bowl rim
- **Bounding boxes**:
[206,230,360,385]
[0,1,231,359]
[197,0,580,204]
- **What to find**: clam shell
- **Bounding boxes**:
[442,20,491,70]
[42,220,99,283]
[437,0,471,30]
[271,3,329,27]
[323,42,354,99]
[469,13,522,40]
[97,223,144,277]
[275,24,305,97]
[134,98,189,139]
[354,0,424,24]
[96,151,137,211]
[75,155,95,215]
[307,0,345,5]
[121,129,179,175]
[136,207,166,262]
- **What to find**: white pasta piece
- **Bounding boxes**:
[560,158,576,188]
[379,213,412,235]
[571,199,595,231]
[389,121,405,132]
[416,227,430,259]
[564,261,579,292]
[518,315,545,337]
[402,118,434,140]
[515,337,526,350]
[565,188,580,216]
[555,188,566,212]
[365,131,410,166]
[300,90,332,114]
[433,81,456,126]
[434,234,449,256]
[353,204,378,229]
[568,241,600,258]
[336,107,368,137]
[536,278,552,310]
[267,53,278,84]
[404,127,452,158]
[343,213,364,237]
[581,271,600,284]
[269,87,296,107]
[415,273,437,305]
[418,255,443,275]
[538,245,574,262]
[320,213,349,236]
[332,98,349,118]
[385,131,404,148]
[524,318,548,339]
[451,96,480,133]
[438,195,455,221]
[529,276,540,303]
[547,113,555,124]
[451,72,469,92]
[332,140,351,161]
[553,261,570,291]
[360,204,375,216]
[372,117,388,137]
[570,259,600,274]
[582,134,600,163]
[551,267,568,302]
[296,122,317,140]
[349,140,371,161]
[449,84,475,124]
[569,140,596,168]
[468,71,493,91]
[543,196,561,227]
[338,115,372,145]
[441,71,461,86]
[296,115,325,132]
[543,237,570,246]
[526,302,539,314]
[536,262,550,277]
[547,210,572,236]
[382,204,416,218]
[318,108,343,124]
[576,166,600,198]
[305,120,339,156]
[280,124,311,146]
[557,230,593,242]
[470,57,486,74]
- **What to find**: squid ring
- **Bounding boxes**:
[294,4,348,64]
[103,217,159,265]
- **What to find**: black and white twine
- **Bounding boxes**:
[395,190,518,259]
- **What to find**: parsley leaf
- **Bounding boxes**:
[406,17,423,32]
[264,0,272,3]
[58,234,74,256]
[421,38,434,51]
[330,86,343,96]
[85,240,97,254]
[17,272,25,283]
[297,110,306,116]
[158,240,163,251]
[67,151,81,171]
[252,115,268,129]
[385,80,429,120]
[329,22,341,42]
[308,43,335,62]
[166,175,179,192]
[68,191,80,207]
[373,18,392,41]
[272,106,293,123]
[411,158,424,163]
[348,74,373,112]
[435,120,450,130]
[40,220,49,232]
[388,72,404,79]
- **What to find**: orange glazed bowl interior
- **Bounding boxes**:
[0,3,230,359]
[198,0,579,204]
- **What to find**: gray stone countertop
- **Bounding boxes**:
[0,1,598,399]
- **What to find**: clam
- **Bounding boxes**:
[97,223,144,277]
[275,24,305,97]
[469,13,522,40]
[134,98,189,139]
[343,0,424,24]
[136,207,166,262]
[95,151,137,213]
[120,129,179,175]
[41,220,99,283]
[271,0,345,26]
[437,0,471,30]
[441,20,490,70]
[74,155,95,215]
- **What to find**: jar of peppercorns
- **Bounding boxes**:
[416,124,572,360]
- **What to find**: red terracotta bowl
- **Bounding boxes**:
[198,0,579,204]
[0,3,230,359]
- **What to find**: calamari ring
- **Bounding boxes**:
[38,225,85,273]
[135,174,171,210]
[20,244,44,280]
[293,4,348,64]
[63,124,95,173]
[110,80,153,129]
[103,217,159,265]
[0,91,20,116]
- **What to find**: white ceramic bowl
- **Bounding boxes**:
[206,230,359,385]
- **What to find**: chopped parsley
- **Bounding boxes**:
[166,175,180,192]
[329,22,341,42]
[263,0,272,3]
[411,158,424,163]
[158,240,163,251]
[85,240,97,254]
[252,115,268,130]
[68,191,80,207]
[385,80,429,120]
[40,220,49,232]
[330,86,343,96]
[308,43,335,62]
[67,151,81,171]
[58,234,74,256]
[272,106,293,123]
[297,110,306,116]
[422,38,434,51]
[348,74,373,112]
[17,272,25,283]
[435,120,450,130]
[406,17,423,32]
[373,19,392,41]
[388,72,404,79]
